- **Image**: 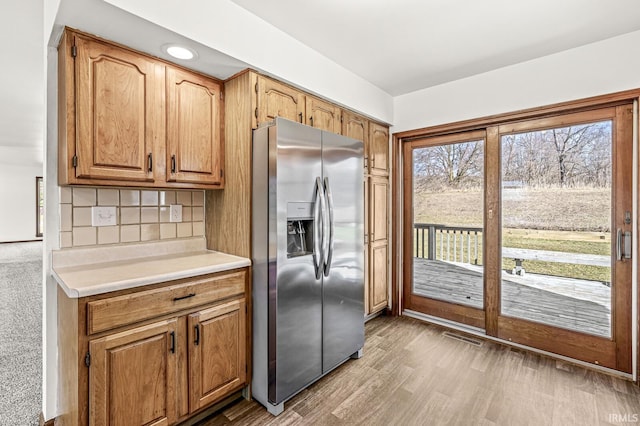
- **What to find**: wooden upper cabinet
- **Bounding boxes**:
[89,319,178,426]
[342,111,369,172]
[166,66,223,186]
[188,298,246,413]
[256,76,305,126]
[369,122,390,176]
[59,28,224,189]
[73,33,160,183]
[306,96,341,134]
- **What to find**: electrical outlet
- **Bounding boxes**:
[170,204,183,223]
[91,206,117,227]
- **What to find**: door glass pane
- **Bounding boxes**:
[412,140,484,308]
[500,121,612,337]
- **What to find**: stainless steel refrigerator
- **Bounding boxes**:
[252,118,365,416]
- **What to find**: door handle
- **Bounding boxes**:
[194,324,200,346]
[617,229,632,260]
[313,177,325,280]
[323,177,334,277]
[625,231,632,259]
[169,331,175,354]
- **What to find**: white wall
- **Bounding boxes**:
[102,0,393,124]
[0,150,43,242]
[393,29,640,133]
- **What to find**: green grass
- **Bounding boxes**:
[412,187,612,282]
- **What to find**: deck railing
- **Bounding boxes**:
[414,223,482,265]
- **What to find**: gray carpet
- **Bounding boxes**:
[0,241,42,426]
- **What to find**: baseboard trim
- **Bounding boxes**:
[39,412,54,426]
[177,391,244,425]
[365,308,386,323]
[0,239,42,244]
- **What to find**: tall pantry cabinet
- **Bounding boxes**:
[206,71,390,316]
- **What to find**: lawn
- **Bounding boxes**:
[413,187,612,282]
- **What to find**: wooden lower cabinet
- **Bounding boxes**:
[188,299,246,412]
[89,319,179,426]
[366,176,389,315]
[57,269,249,426]
[369,242,389,313]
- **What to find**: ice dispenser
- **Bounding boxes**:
[286,202,314,257]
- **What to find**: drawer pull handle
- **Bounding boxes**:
[194,324,200,346]
[173,293,196,302]
[169,331,175,354]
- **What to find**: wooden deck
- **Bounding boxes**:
[412,258,611,337]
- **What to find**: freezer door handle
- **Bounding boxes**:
[323,177,334,277]
[313,177,325,279]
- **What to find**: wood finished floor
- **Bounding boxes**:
[197,315,640,426]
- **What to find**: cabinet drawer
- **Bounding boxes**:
[87,270,246,334]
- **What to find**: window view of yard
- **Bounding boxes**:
[412,120,613,337]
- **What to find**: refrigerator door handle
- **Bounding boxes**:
[323,177,335,277]
[313,177,325,279]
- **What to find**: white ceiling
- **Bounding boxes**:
[4,0,640,163]
[229,0,640,96]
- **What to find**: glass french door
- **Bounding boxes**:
[491,106,633,372]
[403,131,487,329]
[403,105,633,372]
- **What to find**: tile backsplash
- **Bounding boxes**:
[59,187,205,248]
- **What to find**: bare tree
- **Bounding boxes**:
[413,140,483,191]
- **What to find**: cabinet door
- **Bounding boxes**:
[167,66,223,186]
[256,76,305,126]
[188,299,246,412]
[369,177,389,314]
[369,122,390,176]
[74,34,160,182]
[342,111,369,174]
[89,319,178,426]
[370,177,389,243]
[370,242,389,313]
[363,177,370,315]
[306,96,341,134]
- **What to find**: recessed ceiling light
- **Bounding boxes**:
[162,44,197,60]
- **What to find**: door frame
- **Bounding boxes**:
[391,89,640,379]
[402,130,487,329]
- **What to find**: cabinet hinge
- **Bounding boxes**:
[85,352,91,367]
[71,44,77,58]
[254,107,258,119]
[72,155,78,168]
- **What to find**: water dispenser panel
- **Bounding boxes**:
[286,202,314,258]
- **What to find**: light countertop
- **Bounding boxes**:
[51,238,251,298]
